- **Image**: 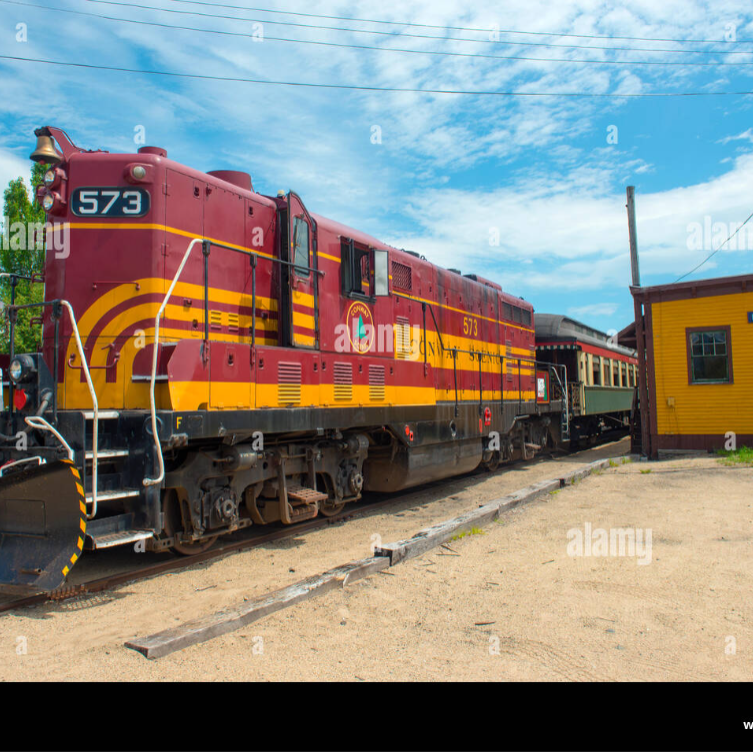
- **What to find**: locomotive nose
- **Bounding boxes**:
[0,460,87,594]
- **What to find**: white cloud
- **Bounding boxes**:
[568,302,619,317]
[389,148,753,294]
[718,128,753,145]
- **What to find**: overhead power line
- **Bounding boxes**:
[2,53,753,97]
[79,0,753,56]
[675,209,753,282]
[161,0,753,46]
[7,0,753,67]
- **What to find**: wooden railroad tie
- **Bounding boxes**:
[125,455,632,660]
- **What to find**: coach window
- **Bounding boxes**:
[513,306,522,324]
[592,356,601,386]
[293,217,310,277]
[521,308,531,327]
[503,303,512,321]
[688,327,732,384]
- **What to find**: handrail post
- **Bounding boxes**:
[59,300,98,518]
[421,303,427,365]
[144,238,203,488]
[202,240,211,358]
[478,353,482,413]
[8,275,18,435]
[452,347,459,418]
[499,355,504,413]
[251,254,257,357]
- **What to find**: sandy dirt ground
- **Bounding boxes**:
[2,438,751,681]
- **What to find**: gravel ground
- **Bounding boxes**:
[3,439,750,681]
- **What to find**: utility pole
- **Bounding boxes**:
[626,186,650,458]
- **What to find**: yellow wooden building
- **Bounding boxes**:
[632,273,753,454]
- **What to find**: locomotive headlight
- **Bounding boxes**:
[42,193,55,212]
[9,355,36,384]
[9,359,23,382]
[41,166,65,190]
[131,165,146,179]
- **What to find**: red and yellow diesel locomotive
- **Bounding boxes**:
[0,126,572,592]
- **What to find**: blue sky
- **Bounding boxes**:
[1,0,753,333]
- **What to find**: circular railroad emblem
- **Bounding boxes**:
[346,300,374,354]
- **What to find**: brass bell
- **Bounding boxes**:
[30,128,62,165]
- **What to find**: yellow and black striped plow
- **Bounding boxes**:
[0,459,87,593]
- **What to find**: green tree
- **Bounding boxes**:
[1,162,47,354]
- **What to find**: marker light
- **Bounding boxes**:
[42,193,55,212]
[43,169,56,187]
[13,389,27,411]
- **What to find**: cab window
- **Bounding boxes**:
[293,217,310,277]
[341,240,390,299]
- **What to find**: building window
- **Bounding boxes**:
[688,328,732,384]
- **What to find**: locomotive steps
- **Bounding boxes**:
[125,454,634,660]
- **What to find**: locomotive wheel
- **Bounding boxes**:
[163,489,218,556]
[318,499,346,517]
[483,451,501,473]
[315,475,346,517]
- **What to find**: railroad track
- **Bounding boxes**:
[0,432,628,615]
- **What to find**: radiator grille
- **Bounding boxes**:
[369,364,386,401]
[334,362,353,401]
[391,261,412,292]
[278,361,302,404]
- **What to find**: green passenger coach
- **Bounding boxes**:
[535,314,638,445]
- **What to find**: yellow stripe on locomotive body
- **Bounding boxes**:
[60,252,536,411]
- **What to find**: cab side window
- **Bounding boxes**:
[341,240,390,299]
[293,217,310,277]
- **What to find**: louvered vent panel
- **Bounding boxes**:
[392,261,412,292]
[395,316,411,360]
[209,310,223,331]
[334,362,353,401]
[369,364,385,401]
[228,313,240,334]
[278,361,302,404]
